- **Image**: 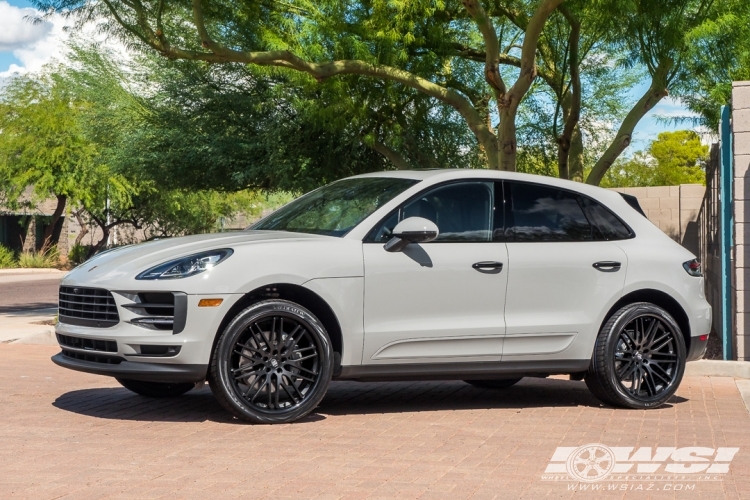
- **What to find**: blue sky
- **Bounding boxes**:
[0,0,698,152]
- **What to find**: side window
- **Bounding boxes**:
[580,197,634,240]
[367,182,494,243]
[503,182,592,242]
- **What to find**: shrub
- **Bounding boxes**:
[18,246,60,269]
[0,245,16,268]
[68,244,91,267]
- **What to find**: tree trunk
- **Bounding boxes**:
[586,61,672,186]
[483,135,501,170]
[90,227,109,258]
[42,194,67,250]
[72,209,89,248]
[568,124,584,182]
[496,108,517,171]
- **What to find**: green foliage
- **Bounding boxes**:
[679,0,750,128]
[18,247,60,269]
[0,245,16,269]
[68,244,89,267]
[600,130,707,187]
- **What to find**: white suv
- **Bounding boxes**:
[53,170,711,423]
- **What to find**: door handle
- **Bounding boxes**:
[472,261,504,271]
[593,261,621,272]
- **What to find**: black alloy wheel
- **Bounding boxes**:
[210,300,333,424]
[586,302,686,409]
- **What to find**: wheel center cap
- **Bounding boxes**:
[270,358,279,368]
[635,352,643,361]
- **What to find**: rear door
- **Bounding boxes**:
[500,181,630,361]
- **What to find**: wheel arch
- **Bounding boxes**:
[211,283,344,368]
[601,288,691,352]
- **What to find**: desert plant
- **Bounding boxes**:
[0,245,16,268]
[18,246,60,269]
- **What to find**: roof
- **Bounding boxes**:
[349,169,619,201]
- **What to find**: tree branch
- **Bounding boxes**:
[556,5,581,180]
[461,0,506,96]
[586,58,673,185]
[370,141,412,170]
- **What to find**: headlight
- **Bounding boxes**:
[136,249,233,280]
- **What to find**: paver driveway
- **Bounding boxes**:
[2,344,750,499]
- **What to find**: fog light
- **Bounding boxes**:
[198,298,223,307]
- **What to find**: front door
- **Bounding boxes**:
[362,181,509,364]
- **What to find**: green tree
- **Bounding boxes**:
[34,0,736,185]
[600,130,707,187]
[0,72,103,246]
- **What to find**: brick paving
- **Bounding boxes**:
[2,344,750,499]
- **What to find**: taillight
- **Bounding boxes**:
[683,259,702,277]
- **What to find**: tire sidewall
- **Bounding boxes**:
[602,303,686,408]
[213,300,333,424]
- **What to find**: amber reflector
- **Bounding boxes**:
[198,298,223,307]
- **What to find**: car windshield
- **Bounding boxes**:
[250,177,419,236]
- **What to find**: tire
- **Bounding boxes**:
[585,302,686,409]
[209,300,334,424]
[464,378,522,389]
[116,378,194,397]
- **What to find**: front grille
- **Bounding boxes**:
[56,334,117,353]
[61,349,122,364]
[59,286,119,328]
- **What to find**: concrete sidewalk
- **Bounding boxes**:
[0,308,58,345]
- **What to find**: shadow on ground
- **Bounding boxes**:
[52,378,686,424]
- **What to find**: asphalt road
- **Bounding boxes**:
[0,277,60,313]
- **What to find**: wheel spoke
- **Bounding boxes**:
[234,343,266,357]
[250,377,269,402]
[288,364,318,376]
[649,364,672,386]
[642,369,657,396]
[620,330,637,350]
[248,324,268,349]
[617,360,636,380]
[285,326,305,349]
[290,373,316,383]
[233,349,261,363]
[280,375,299,404]
[272,374,281,410]
[643,318,659,349]
[286,374,305,400]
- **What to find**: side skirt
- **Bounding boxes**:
[334,359,590,382]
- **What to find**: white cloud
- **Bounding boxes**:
[0,2,131,80]
[0,1,52,52]
[0,1,73,78]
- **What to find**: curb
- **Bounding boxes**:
[0,268,67,275]
[685,360,750,379]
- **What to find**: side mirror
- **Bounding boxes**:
[384,217,439,252]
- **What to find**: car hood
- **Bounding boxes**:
[62,230,332,287]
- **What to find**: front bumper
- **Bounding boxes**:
[51,352,207,383]
[53,292,243,382]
